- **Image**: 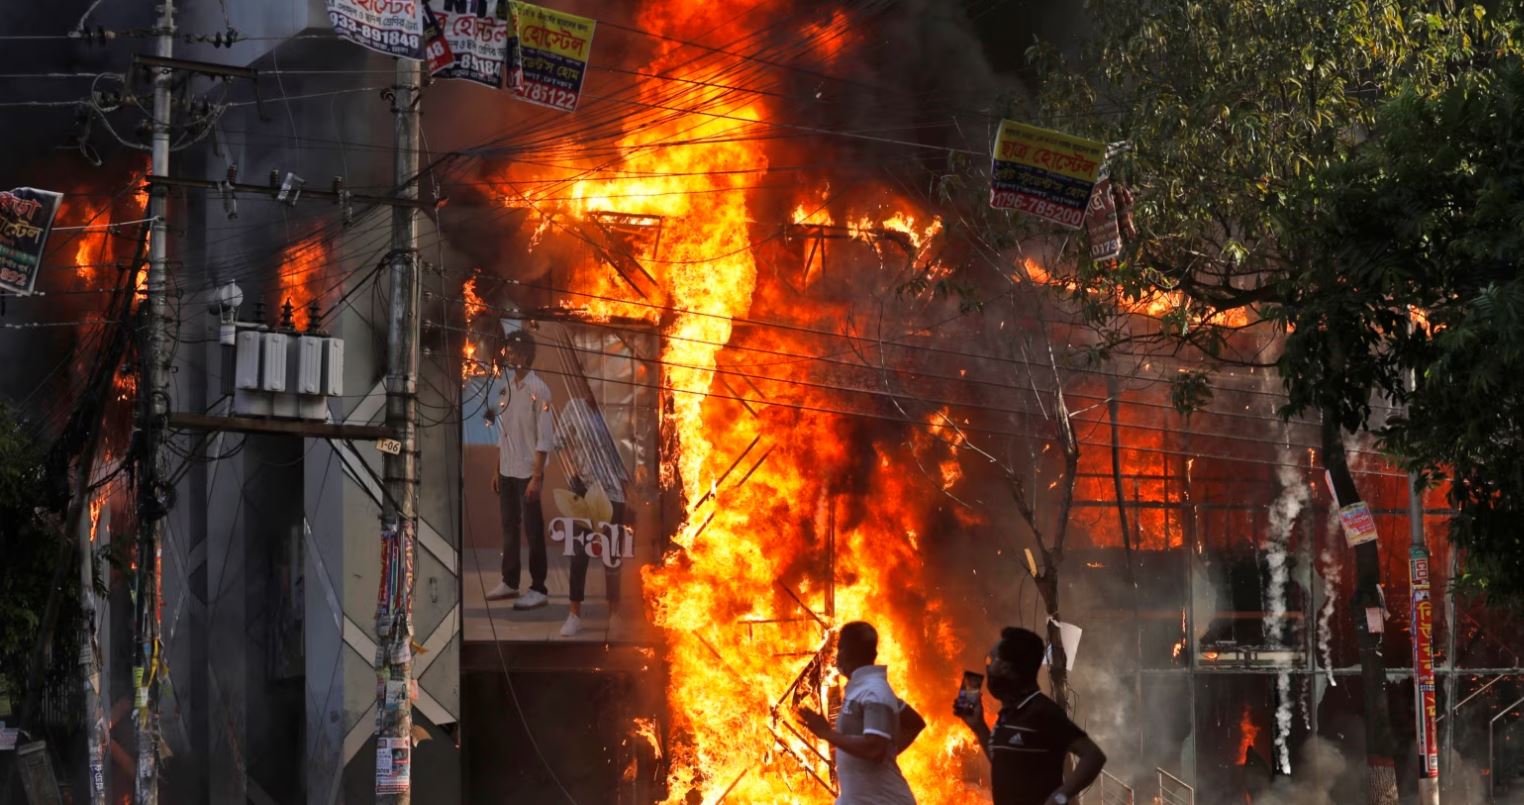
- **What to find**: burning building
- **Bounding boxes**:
[8,0,1523,804]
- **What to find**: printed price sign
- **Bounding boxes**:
[989,120,1105,229]
[508,1,596,111]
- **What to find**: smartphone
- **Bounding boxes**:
[953,671,983,716]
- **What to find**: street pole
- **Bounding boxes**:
[376,55,422,804]
[1322,414,1400,805]
[1406,338,1440,805]
[134,1,174,801]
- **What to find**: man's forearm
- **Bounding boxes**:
[1059,746,1106,798]
[964,719,991,760]
[822,731,888,762]
[532,450,546,477]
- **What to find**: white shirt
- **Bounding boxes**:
[835,665,917,805]
[494,370,554,479]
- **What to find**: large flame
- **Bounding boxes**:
[490,3,983,801]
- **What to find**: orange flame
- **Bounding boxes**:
[1237,704,1261,765]
[462,272,487,378]
[276,236,329,320]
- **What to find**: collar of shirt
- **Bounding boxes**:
[845,664,889,696]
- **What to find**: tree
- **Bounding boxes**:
[1009,2,1522,801]
[1280,58,1524,609]
[0,403,79,723]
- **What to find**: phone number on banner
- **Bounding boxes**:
[332,13,420,55]
[991,190,1085,228]
[518,80,580,111]
[444,52,502,84]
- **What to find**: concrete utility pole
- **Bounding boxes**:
[1407,340,1440,805]
[376,54,422,804]
[134,0,174,801]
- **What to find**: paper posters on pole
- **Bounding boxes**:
[0,187,62,296]
[989,120,1105,228]
[376,736,411,794]
[430,0,517,87]
[509,1,596,111]
[1042,618,1082,671]
[326,0,424,60]
[1338,501,1380,547]
[1410,550,1439,778]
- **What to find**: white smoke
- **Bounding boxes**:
[1253,736,1350,805]
[1265,438,1307,775]
[1318,508,1341,687]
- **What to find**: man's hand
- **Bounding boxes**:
[798,707,831,738]
[492,475,500,494]
[955,696,985,730]
[526,473,543,498]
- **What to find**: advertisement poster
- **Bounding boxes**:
[1086,173,1121,262]
[989,119,1104,228]
[1338,501,1380,547]
[422,4,454,75]
[0,187,62,296]
[326,0,424,60]
[1411,550,1439,778]
[432,0,517,87]
[461,316,660,643]
[509,1,596,111]
[375,737,410,794]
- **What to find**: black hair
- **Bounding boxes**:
[996,626,1046,680]
[838,621,878,662]
[503,329,537,364]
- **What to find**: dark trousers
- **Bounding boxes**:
[568,501,623,605]
[498,475,547,594]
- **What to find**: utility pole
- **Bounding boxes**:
[376,54,422,804]
[1322,414,1400,805]
[133,0,174,801]
[1406,331,1440,805]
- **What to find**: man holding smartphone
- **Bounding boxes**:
[957,627,1106,805]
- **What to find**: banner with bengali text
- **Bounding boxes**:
[509,1,595,111]
[990,119,1104,229]
[326,0,424,60]
[430,0,517,87]
[0,187,62,296]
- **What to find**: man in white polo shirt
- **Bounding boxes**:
[800,621,921,805]
[483,328,554,610]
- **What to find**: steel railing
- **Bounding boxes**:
[1156,767,1195,805]
[1087,769,1134,805]
[1490,694,1524,802]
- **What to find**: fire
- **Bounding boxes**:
[485,3,987,801]
[461,271,487,378]
[1237,704,1261,765]
[633,716,663,762]
[88,495,104,543]
[276,235,329,319]
[1018,257,1251,328]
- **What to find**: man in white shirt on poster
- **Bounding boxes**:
[484,328,554,610]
